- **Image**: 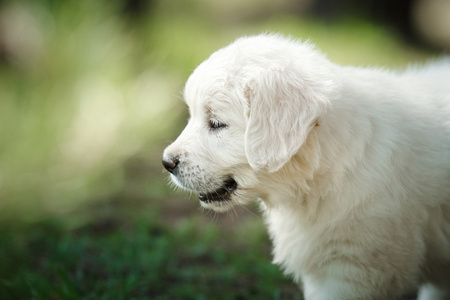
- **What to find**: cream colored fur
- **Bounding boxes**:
[163,34,450,300]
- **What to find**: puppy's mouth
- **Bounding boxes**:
[198,178,237,203]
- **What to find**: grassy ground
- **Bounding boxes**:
[0,0,437,298]
[1,214,288,300]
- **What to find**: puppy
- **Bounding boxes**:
[162,34,450,300]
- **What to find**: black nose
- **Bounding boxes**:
[162,157,179,174]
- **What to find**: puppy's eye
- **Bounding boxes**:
[209,119,227,130]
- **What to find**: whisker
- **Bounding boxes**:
[236,198,260,219]
[228,205,239,227]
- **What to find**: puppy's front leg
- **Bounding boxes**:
[304,278,399,300]
[418,284,450,300]
[305,279,364,300]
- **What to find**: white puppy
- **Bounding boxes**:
[162,34,450,300]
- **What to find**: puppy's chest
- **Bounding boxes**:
[265,209,340,278]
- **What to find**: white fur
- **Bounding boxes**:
[163,34,450,299]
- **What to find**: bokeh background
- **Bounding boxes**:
[0,0,448,298]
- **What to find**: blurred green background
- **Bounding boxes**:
[0,0,446,298]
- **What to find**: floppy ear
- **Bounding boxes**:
[244,68,330,173]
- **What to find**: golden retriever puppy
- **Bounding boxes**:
[162,34,450,300]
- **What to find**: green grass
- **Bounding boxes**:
[0,0,438,298]
[0,203,300,299]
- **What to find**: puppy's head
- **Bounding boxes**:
[162,34,335,212]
